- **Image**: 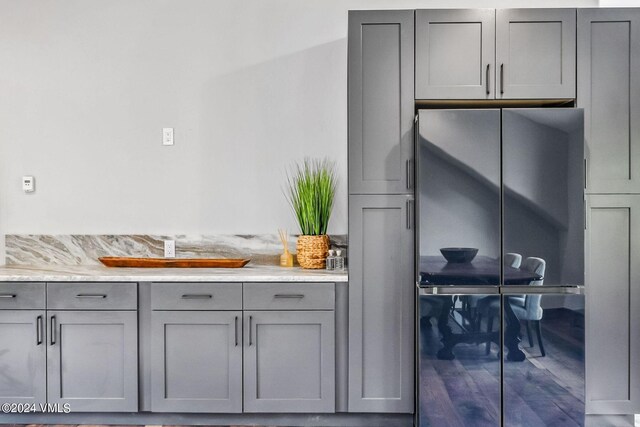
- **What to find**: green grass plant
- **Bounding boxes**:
[285,158,337,236]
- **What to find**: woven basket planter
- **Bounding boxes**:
[296,235,330,269]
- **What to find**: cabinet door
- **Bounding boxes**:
[0,310,46,405]
[348,10,414,194]
[243,310,335,413]
[586,195,640,414]
[150,310,242,413]
[47,311,138,412]
[496,9,576,99]
[348,194,415,413]
[578,9,640,194]
[416,9,495,99]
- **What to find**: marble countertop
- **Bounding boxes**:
[0,264,348,283]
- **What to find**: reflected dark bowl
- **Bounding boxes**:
[440,247,478,263]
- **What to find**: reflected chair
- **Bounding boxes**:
[419,295,444,328]
[504,253,523,271]
[485,257,547,357]
[468,253,522,330]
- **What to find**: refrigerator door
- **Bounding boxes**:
[502,109,585,287]
[418,287,501,427]
[418,109,501,286]
[501,290,585,427]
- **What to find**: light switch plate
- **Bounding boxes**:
[162,128,174,146]
[22,176,35,193]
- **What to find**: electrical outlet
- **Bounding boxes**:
[22,176,35,193]
[162,128,174,146]
[164,240,176,258]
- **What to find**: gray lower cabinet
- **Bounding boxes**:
[150,310,243,413]
[348,194,414,413]
[348,10,414,194]
[243,310,335,413]
[586,195,640,414]
[0,310,46,405]
[47,310,138,412]
[415,9,495,99]
[496,8,576,99]
[578,9,640,194]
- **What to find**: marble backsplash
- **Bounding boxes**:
[5,234,347,266]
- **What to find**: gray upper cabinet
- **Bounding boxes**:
[586,195,640,414]
[47,310,138,412]
[0,310,46,405]
[243,310,335,413]
[348,194,415,413]
[496,9,576,99]
[415,9,496,99]
[151,310,242,413]
[578,9,640,194]
[348,10,414,194]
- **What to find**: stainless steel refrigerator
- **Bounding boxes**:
[417,109,585,427]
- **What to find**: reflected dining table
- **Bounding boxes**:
[419,256,542,362]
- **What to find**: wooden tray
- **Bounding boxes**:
[99,257,251,268]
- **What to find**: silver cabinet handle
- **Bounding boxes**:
[500,63,504,95]
[406,159,410,190]
[0,294,16,298]
[584,158,588,190]
[406,199,414,229]
[36,315,43,345]
[274,294,305,299]
[234,316,239,347]
[584,199,588,230]
[76,293,107,298]
[405,159,414,190]
[181,294,212,299]
[486,64,490,95]
[249,315,253,346]
[50,316,56,345]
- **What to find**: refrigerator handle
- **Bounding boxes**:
[419,286,499,296]
[501,285,585,295]
[409,159,414,189]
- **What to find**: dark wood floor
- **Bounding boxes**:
[419,308,585,427]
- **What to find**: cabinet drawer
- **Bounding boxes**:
[0,282,45,309]
[47,282,137,310]
[151,283,242,310]
[243,283,335,310]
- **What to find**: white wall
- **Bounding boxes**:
[0,0,603,255]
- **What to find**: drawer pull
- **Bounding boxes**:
[181,294,213,299]
[274,294,305,299]
[0,294,16,298]
[76,293,107,299]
